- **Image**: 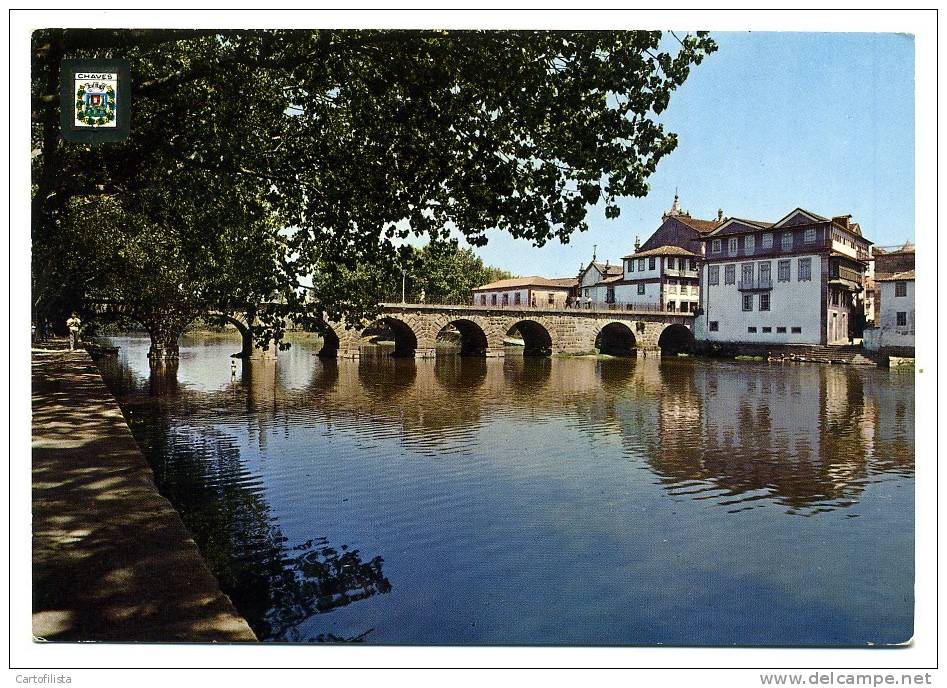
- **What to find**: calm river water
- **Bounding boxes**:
[96,333,914,646]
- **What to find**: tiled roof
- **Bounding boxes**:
[674,216,723,234]
[876,270,915,281]
[622,244,697,259]
[473,276,576,291]
[797,208,828,222]
[548,277,580,287]
[706,218,775,237]
[590,261,623,276]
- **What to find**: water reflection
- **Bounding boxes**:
[97,334,915,645]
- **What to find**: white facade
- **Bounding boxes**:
[863,279,914,352]
[474,287,571,308]
[613,281,661,306]
[695,254,824,344]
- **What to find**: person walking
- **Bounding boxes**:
[66,312,82,351]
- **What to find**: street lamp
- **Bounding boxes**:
[402,270,406,303]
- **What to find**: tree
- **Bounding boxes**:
[31,29,717,353]
[323,239,515,308]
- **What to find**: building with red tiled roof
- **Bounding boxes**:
[471,275,577,308]
[637,192,725,255]
[579,194,717,312]
[695,207,873,346]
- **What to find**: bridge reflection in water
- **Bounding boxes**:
[96,333,914,646]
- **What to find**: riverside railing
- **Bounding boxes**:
[378,295,692,315]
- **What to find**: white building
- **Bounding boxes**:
[581,194,721,311]
[576,260,622,304]
[471,276,576,308]
[863,270,914,355]
[694,208,871,346]
[612,245,700,312]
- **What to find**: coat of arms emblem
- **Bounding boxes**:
[74,74,117,128]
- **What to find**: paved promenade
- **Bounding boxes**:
[32,345,256,642]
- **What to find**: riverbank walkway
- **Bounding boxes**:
[31,344,256,642]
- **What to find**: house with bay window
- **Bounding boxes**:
[694,208,871,345]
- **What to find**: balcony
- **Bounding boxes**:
[738,277,773,291]
[836,266,863,285]
[664,267,699,278]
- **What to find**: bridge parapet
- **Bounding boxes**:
[323,303,694,359]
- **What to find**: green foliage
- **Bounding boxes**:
[31,28,716,345]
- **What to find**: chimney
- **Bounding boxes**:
[832,215,851,231]
[634,235,641,250]
[717,209,724,222]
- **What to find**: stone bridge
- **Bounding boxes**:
[320,303,695,359]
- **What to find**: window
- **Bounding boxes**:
[776,327,786,333]
[782,232,792,251]
[897,311,907,327]
[748,326,757,333]
[491,294,497,305]
[762,327,772,333]
[583,288,589,297]
[547,293,555,305]
[690,258,697,271]
[724,264,735,284]
[831,290,839,306]
[480,295,487,305]
[762,233,773,249]
[667,281,677,294]
[728,238,738,256]
[895,281,907,297]
[709,321,719,332]
[744,235,755,254]
[514,292,521,305]
[502,293,509,305]
[637,283,645,295]
[742,294,753,311]
[798,257,811,281]
[742,263,754,284]
[708,265,719,285]
[667,301,675,312]
[804,227,817,243]
[627,259,635,273]
[791,326,802,334]
[638,259,645,271]
[759,261,771,285]
[778,259,791,282]
[711,239,721,254]
[759,293,770,311]
[649,257,656,270]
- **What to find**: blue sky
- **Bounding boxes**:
[465,31,915,278]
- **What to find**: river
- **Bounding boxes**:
[95,332,914,645]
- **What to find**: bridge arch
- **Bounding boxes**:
[507,320,552,357]
[365,316,419,358]
[207,311,254,358]
[595,322,637,357]
[658,323,695,355]
[434,318,489,357]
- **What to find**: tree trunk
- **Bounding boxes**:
[238,327,254,358]
[147,323,183,361]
